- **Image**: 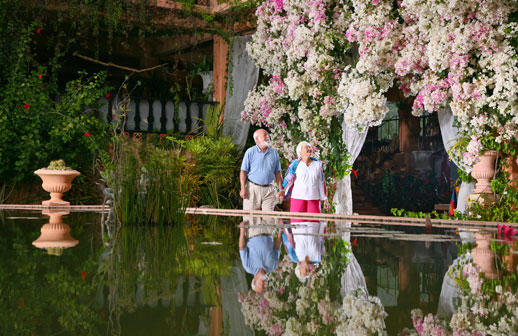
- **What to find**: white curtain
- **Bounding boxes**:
[333,121,369,297]
[220,262,254,336]
[333,122,368,218]
[437,107,475,319]
[222,35,259,150]
[437,107,475,214]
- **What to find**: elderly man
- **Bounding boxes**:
[240,128,284,209]
[239,129,284,292]
[239,225,283,293]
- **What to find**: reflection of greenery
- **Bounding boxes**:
[0,213,104,335]
[99,217,236,332]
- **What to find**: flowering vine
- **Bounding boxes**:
[242,0,355,177]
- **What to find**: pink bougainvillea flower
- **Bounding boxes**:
[36,28,41,34]
[105,93,111,98]
[81,271,87,279]
[498,225,518,242]
[84,132,91,139]
[23,104,30,110]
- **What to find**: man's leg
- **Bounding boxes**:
[245,183,271,237]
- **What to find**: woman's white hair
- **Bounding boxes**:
[295,264,310,283]
[296,141,312,158]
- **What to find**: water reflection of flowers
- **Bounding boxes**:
[239,254,388,335]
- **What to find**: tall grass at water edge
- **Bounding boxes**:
[105,141,189,226]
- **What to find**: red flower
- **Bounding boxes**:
[18,299,24,307]
[36,28,41,34]
[498,225,518,242]
[105,93,111,98]
[351,169,358,178]
[351,238,357,247]
[23,104,30,110]
[84,132,91,138]
[38,74,43,80]
[101,311,105,318]
[81,271,87,279]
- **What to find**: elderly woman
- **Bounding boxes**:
[280,141,329,280]
[280,141,330,219]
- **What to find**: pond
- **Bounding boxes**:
[0,210,465,335]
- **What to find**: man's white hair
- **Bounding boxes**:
[296,141,312,158]
[253,129,269,142]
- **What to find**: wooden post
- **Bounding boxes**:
[213,35,229,105]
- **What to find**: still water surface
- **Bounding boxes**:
[0,210,460,335]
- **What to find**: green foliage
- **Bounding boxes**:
[371,170,441,214]
[47,159,70,170]
[99,217,235,327]
[104,139,188,226]
[0,214,105,335]
[390,208,449,219]
[168,134,241,208]
[456,173,518,223]
[0,20,111,188]
[203,103,223,138]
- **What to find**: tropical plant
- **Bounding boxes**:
[103,139,188,226]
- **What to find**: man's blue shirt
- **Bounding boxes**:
[239,235,280,275]
[240,146,281,185]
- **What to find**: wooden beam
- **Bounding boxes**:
[213,35,228,103]
[152,33,213,56]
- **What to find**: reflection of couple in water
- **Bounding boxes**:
[238,129,330,292]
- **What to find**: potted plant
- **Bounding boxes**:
[34,160,80,206]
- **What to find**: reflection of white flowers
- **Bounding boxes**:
[337,290,388,336]
[239,248,388,335]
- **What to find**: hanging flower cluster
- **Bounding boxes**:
[339,0,518,168]
[246,0,518,172]
[243,0,354,171]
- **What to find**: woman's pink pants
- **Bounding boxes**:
[290,198,320,223]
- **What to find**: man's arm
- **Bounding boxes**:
[240,170,248,199]
[274,229,283,250]
[239,227,247,250]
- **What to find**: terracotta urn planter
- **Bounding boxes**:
[472,232,498,279]
[504,156,518,189]
[34,169,80,206]
[471,150,498,194]
[32,210,78,256]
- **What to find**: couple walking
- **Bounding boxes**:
[239,128,329,292]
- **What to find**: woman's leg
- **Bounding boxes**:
[306,199,321,222]
[290,198,308,223]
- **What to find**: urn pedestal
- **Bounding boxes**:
[467,151,498,204]
[472,232,498,279]
[32,210,78,255]
[34,169,80,206]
